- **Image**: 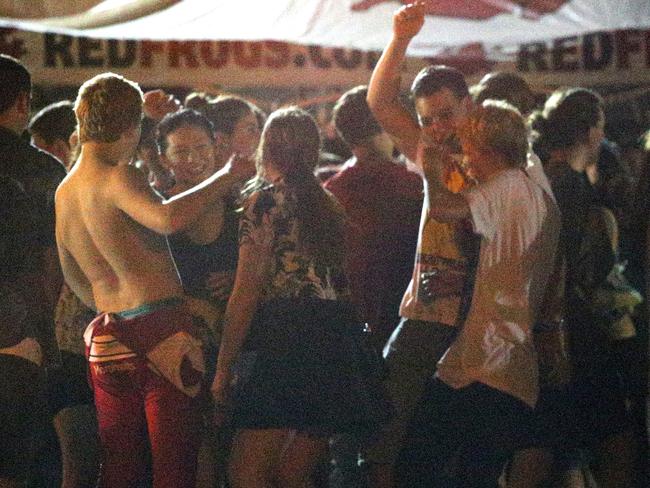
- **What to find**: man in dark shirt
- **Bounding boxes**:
[324,86,422,349]
[0,54,66,486]
[0,55,67,365]
[0,175,51,485]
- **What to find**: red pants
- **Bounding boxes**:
[91,356,201,488]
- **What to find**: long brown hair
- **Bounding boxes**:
[258,106,346,267]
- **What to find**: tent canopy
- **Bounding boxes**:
[2,0,650,57]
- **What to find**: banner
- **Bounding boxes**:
[1,27,648,91]
[1,1,649,57]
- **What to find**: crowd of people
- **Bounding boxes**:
[1,2,649,487]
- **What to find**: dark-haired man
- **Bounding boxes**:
[0,54,66,342]
[55,73,248,488]
[325,86,422,349]
[0,54,66,486]
[397,100,560,487]
[29,100,77,168]
[364,4,478,486]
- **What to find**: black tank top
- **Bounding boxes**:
[167,205,240,300]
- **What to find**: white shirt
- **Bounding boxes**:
[436,167,561,407]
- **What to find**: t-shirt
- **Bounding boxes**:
[399,141,477,326]
[0,128,66,365]
[436,167,561,407]
[324,157,422,342]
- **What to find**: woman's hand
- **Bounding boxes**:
[211,373,232,427]
[207,271,236,301]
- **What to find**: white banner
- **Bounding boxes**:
[1,1,649,57]
[1,27,648,91]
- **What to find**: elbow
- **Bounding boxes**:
[158,205,188,235]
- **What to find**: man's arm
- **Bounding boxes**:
[422,145,470,222]
[367,1,425,162]
[112,156,245,236]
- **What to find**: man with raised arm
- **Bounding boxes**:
[55,73,247,488]
[364,3,479,486]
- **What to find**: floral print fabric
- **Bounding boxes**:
[239,182,347,302]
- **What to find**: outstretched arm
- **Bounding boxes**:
[367,1,425,163]
[112,155,248,235]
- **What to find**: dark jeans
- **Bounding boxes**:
[396,379,533,488]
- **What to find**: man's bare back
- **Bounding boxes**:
[57,148,246,314]
[56,159,182,313]
[56,73,246,316]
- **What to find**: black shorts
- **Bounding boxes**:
[571,365,633,446]
[396,379,534,488]
[0,354,47,480]
[232,298,391,438]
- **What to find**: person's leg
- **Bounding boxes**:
[0,354,46,487]
[54,404,100,488]
[276,431,329,488]
[53,351,100,488]
[228,428,289,488]
[449,384,535,488]
[91,359,148,488]
[593,430,636,488]
[144,370,202,488]
[574,364,636,488]
[395,379,464,488]
[365,319,457,488]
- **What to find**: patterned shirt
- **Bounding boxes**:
[240,182,348,302]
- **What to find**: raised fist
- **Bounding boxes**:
[393,2,426,40]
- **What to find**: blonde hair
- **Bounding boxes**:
[460,100,528,168]
[74,73,143,144]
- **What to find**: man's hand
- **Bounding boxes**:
[421,143,450,185]
[393,2,426,40]
[143,89,181,121]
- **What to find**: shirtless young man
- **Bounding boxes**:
[55,73,248,488]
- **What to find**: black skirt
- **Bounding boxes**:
[231,297,391,438]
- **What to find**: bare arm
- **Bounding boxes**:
[112,157,244,235]
[211,210,272,404]
[422,145,470,222]
[367,1,425,163]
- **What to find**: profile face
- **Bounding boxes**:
[162,124,215,188]
[415,87,467,145]
[229,111,261,160]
